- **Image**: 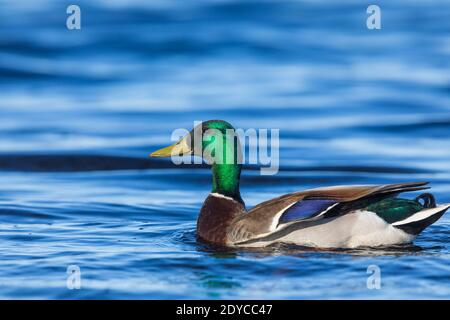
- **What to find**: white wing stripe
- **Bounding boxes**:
[270,202,298,231]
[392,204,450,226]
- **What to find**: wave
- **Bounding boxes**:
[0,154,431,173]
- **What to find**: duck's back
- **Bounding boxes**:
[224,182,449,248]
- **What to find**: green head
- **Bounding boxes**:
[150,120,243,202]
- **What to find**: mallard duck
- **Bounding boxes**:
[151,120,449,248]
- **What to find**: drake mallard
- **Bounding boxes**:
[151,120,449,248]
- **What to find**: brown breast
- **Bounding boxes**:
[197,194,245,244]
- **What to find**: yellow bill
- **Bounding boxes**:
[150,137,192,158]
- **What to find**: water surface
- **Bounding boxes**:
[0,0,449,299]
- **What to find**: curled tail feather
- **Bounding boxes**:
[415,193,436,208]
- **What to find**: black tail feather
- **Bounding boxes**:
[396,206,448,235]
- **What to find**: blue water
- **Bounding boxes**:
[0,0,450,299]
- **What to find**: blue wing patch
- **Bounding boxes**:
[279,199,338,224]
